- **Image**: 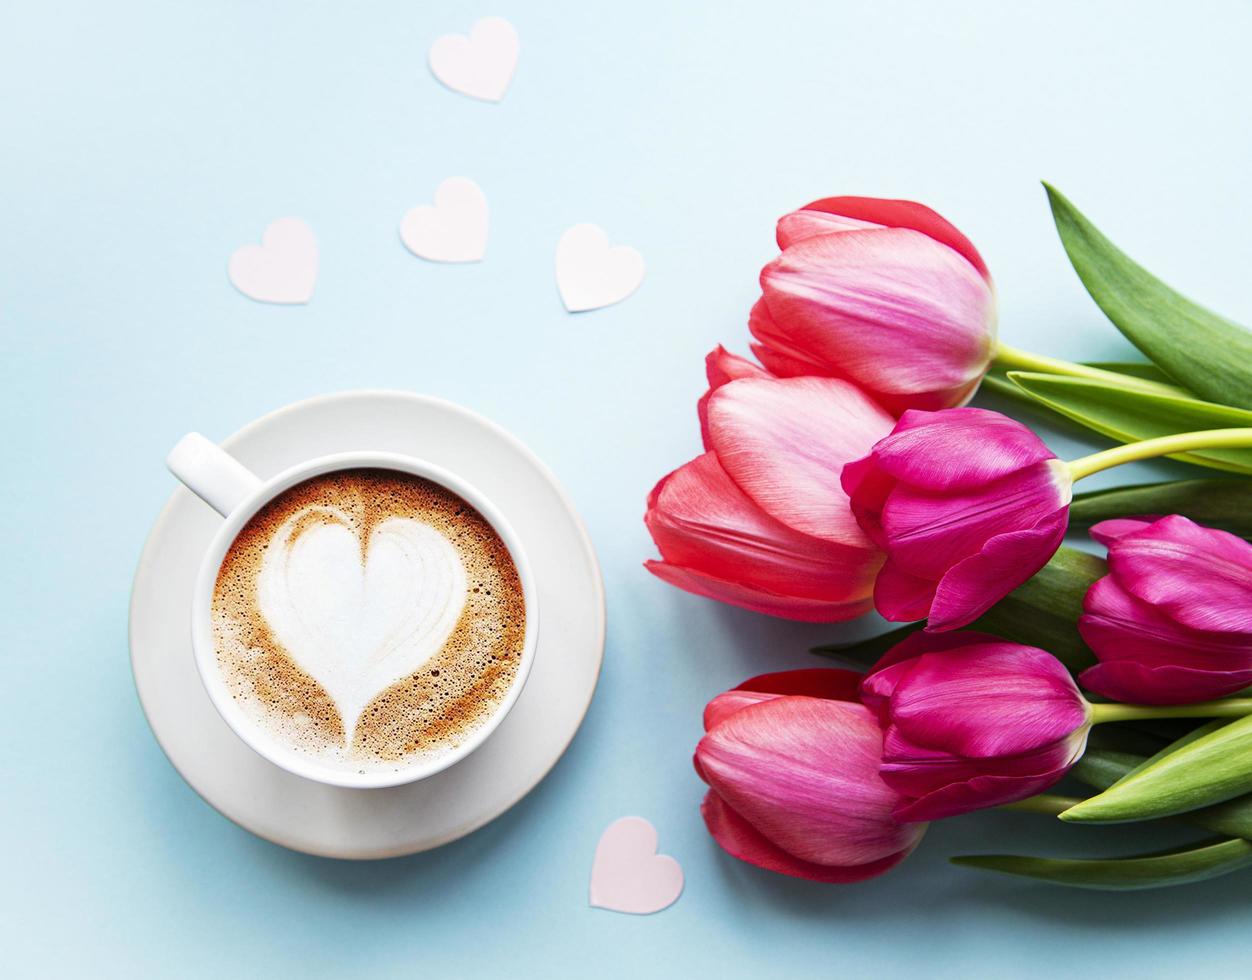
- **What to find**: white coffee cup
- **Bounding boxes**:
[166,432,539,790]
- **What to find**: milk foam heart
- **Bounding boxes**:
[256,507,467,741]
[212,469,526,774]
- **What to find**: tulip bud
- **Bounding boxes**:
[841,407,1073,631]
[695,669,926,882]
[1078,515,1252,705]
[750,196,997,415]
[861,631,1092,822]
[646,369,893,622]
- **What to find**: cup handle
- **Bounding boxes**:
[166,433,264,518]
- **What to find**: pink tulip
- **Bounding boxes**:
[1078,516,1252,705]
[645,364,894,622]
[750,196,998,416]
[841,407,1072,631]
[695,668,927,882]
[861,631,1092,822]
[696,345,773,448]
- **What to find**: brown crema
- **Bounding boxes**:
[211,468,526,771]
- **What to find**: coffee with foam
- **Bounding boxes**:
[211,468,526,774]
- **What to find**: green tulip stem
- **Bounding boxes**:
[991,343,1186,396]
[997,793,1086,816]
[1067,428,1252,482]
[1089,699,1252,725]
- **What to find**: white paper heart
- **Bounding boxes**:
[555,224,645,312]
[590,817,684,915]
[256,508,467,741]
[400,178,489,263]
[228,218,318,305]
[429,17,519,103]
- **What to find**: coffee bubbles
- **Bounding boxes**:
[211,469,526,774]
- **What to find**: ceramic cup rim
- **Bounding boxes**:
[189,450,539,790]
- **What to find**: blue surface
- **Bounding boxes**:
[4,2,1252,976]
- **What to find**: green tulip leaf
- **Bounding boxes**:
[1071,748,1147,792]
[979,369,1034,405]
[1084,362,1180,386]
[812,547,1101,671]
[952,838,1252,890]
[979,360,1182,407]
[1062,714,1252,823]
[1075,746,1252,841]
[1045,184,1252,409]
[1071,479,1252,540]
[1006,371,1252,475]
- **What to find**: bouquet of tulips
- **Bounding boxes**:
[646,189,1252,890]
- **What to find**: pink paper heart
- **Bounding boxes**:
[228,217,318,304]
[589,817,684,915]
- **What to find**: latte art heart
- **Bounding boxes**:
[212,469,526,774]
[256,507,468,742]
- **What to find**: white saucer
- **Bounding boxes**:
[129,391,605,859]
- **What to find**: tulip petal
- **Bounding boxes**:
[799,196,991,281]
[700,791,918,883]
[698,346,773,448]
[1103,515,1252,633]
[645,452,881,601]
[734,668,865,701]
[706,376,894,544]
[645,560,874,623]
[696,698,923,866]
[881,723,1085,794]
[703,690,784,732]
[1080,576,1252,671]
[705,344,771,388]
[705,669,863,733]
[1089,517,1156,546]
[868,409,1061,491]
[927,508,1069,631]
[775,208,882,250]
[755,229,995,407]
[1079,661,1252,706]
[858,659,915,722]
[840,456,894,549]
[873,559,936,623]
[747,328,829,379]
[868,628,999,672]
[880,640,1088,758]
[891,764,1072,823]
[881,460,1071,579]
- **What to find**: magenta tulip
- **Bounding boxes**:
[1078,516,1252,705]
[749,196,997,416]
[861,631,1092,822]
[695,669,927,882]
[841,407,1073,631]
[645,366,894,622]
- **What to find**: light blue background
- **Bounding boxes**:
[4,1,1252,976]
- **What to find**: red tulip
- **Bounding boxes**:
[695,668,927,882]
[1079,516,1252,705]
[861,631,1092,822]
[645,359,894,621]
[750,196,997,415]
[841,407,1072,630]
